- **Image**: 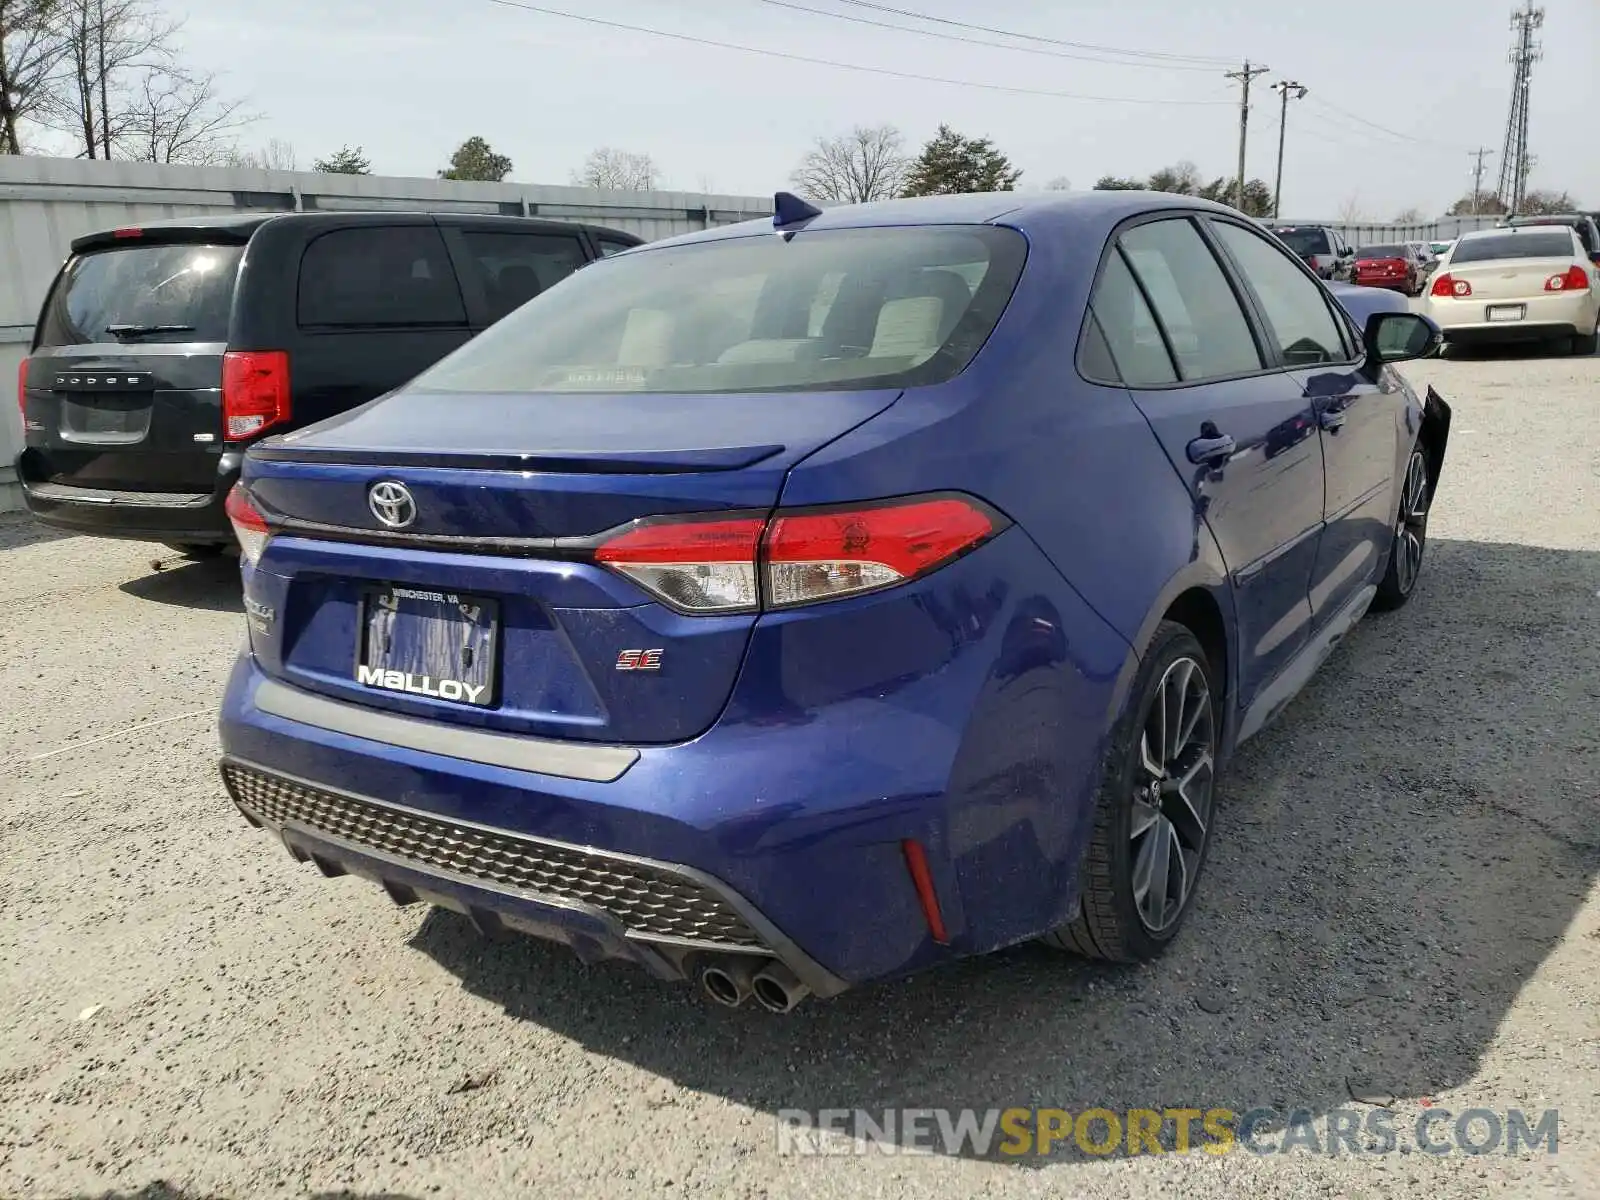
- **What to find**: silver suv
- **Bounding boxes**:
[1269,225,1355,280]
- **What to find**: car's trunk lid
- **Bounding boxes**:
[243,387,901,744]
[1443,256,1582,302]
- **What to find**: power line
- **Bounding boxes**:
[748,0,1225,72]
[828,0,1239,65]
[1303,94,1435,147]
[482,0,1236,105]
[1469,147,1495,214]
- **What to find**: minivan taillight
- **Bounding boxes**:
[1431,273,1470,298]
[225,484,270,564]
[592,495,1003,613]
[16,356,26,415]
[222,351,290,441]
[1545,265,1590,292]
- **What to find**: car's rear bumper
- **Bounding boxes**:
[1352,276,1411,293]
[14,449,240,543]
[1426,291,1599,342]
[216,527,1133,991]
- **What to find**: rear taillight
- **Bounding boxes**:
[16,356,26,414]
[594,515,765,613]
[222,350,290,441]
[591,495,1003,613]
[763,497,998,608]
[1431,274,1471,298]
[225,484,270,565]
[1545,265,1590,292]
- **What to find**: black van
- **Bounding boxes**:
[15,211,643,553]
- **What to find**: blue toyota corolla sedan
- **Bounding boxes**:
[219,190,1450,1012]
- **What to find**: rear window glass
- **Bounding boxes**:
[37,243,243,347]
[409,226,1027,395]
[1355,245,1408,258]
[1272,228,1330,255]
[298,226,466,327]
[1451,231,1575,263]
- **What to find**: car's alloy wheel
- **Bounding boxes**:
[1130,657,1215,934]
[1374,447,1429,610]
[1043,621,1220,962]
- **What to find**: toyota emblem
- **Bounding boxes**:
[368,481,417,529]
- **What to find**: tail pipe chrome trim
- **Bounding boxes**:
[751,961,812,1013]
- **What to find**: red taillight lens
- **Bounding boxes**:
[1545,265,1590,292]
[225,484,270,564]
[222,350,291,441]
[594,515,766,613]
[112,227,143,239]
[763,497,997,608]
[590,495,1002,613]
[1431,273,1470,298]
[16,355,27,415]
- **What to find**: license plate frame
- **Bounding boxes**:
[356,585,500,708]
[1485,304,1526,323]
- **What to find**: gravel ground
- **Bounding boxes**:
[1,345,1597,1200]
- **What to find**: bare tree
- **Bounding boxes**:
[1336,193,1367,225]
[572,147,657,191]
[48,0,179,159]
[1044,176,1072,191]
[791,124,908,203]
[1392,206,1424,223]
[226,136,296,171]
[116,64,252,163]
[0,0,70,154]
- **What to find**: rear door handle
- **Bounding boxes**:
[1186,432,1236,465]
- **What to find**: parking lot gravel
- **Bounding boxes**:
[2,345,1597,1200]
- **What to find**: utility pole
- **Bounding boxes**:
[1468,147,1495,214]
[1270,80,1307,219]
[1225,60,1270,213]
[1495,2,1543,213]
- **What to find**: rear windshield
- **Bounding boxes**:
[1355,245,1407,258]
[1272,228,1330,255]
[410,226,1027,395]
[36,242,243,348]
[1451,231,1575,263]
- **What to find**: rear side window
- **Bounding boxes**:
[409,225,1026,395]
[297,226,466,327]
[595,236,636,258]
[461,231,588,323]
[1119,219,1263,382]
[1452,231,1576,263]
[1088,251,1176,386]
[37,243,243,348]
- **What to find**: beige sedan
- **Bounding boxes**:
[1424,225,1600,355]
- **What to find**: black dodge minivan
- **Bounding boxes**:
[15,210,642,554]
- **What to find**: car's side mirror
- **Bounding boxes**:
[1365,311,1442,365]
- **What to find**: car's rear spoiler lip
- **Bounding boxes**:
[71,225,259,254]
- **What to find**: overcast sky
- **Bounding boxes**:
[143,0,1600,215]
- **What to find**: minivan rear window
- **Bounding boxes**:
[36,243,243,347]
[409,226,1028,395]
[1272,228,1331,256]
[1451,231,1575,263]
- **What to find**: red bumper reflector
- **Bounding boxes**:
[901,839,949,944]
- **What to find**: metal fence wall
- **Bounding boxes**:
[0,156,774,510]
[1272,213,1507,245]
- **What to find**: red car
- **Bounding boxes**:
[1351,243,1422,295]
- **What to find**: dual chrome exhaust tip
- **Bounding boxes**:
[700,958,810,1013]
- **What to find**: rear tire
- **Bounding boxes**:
[162,542,227,560]
[1572,330,1598,356]
[1373,447,1430,612]
[1043,622,1220,963]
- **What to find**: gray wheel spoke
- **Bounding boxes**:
[1168,828,1190,915]
[1166,752,1212,849]
[1167,660,1195,759]
[1131,824,1159,906]
[1178,681,1209,751]
[1130,797,1161,839]
[1139,819,1174,927]
[1139,732,1163,780]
